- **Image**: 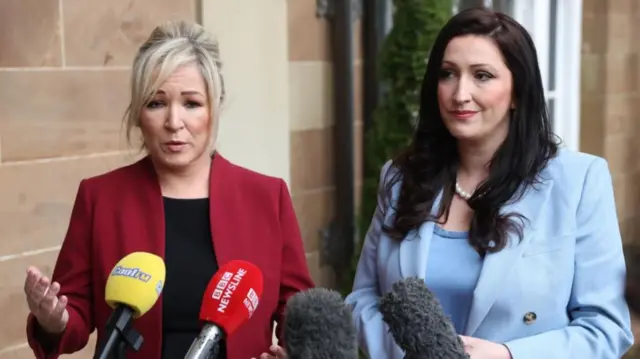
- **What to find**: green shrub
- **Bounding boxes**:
[340,0,452,297]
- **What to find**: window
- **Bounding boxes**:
[453,0,513,13]
[453,0,583,150]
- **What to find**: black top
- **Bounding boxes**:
[161,197,226,359]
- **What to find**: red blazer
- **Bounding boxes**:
[26,153,315,359]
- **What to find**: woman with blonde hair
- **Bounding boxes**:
[23,20,313,359]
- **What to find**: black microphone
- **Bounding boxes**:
[283,288,358,359]
[379,277,470,359]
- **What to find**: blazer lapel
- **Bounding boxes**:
[208,152,234,266]
[131,156,167,358]
[399,191,443,279]
[464,178,554,335]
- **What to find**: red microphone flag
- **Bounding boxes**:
[199,259,264,336]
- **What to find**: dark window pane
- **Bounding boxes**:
[547,98,555,128]
[457,0,485,11]
[548,0,558,91]
[492,0,514,15]
[455,0,514,16]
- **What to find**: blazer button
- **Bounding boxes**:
[523,312,537,325]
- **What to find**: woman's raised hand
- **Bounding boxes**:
[24,266,69,335]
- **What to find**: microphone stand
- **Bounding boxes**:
[93,306,144,359]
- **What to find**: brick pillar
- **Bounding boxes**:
[580,0,640,244]
[287,0,363,288]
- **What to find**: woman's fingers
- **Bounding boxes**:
[25,271,51,314]
[40,281,60,314]
[253,345,287,359]
[24,267,44,308]
[50,294,68,325]
[23,268,68,333]
[270,345,288,359]
[33,276,50,303]
[24,267,41,294]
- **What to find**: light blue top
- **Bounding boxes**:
[345,149,634,359]
[426,226,481,334]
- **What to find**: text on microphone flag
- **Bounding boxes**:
[199,259,264,336]
[111,265,152,283]
[244,288,259,318]
[213,268,248,313]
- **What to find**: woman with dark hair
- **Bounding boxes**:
[346,7,633,359]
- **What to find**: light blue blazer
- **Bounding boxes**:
[345,149,634,359]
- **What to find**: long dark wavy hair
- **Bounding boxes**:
[381,7,559,256]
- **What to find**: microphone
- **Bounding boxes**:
[283,288,358,359]
[94,251,166,359]
[184,259,264,359]
[379,277,469,359]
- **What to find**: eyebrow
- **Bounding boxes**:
[156,89,205,97]
[441,60,494,68]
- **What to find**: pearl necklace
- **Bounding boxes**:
[455,182,473,200]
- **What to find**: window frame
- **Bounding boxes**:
[510,0,584,151]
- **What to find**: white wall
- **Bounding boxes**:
[201,0,291,185]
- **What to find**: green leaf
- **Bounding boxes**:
[339,0,452,296]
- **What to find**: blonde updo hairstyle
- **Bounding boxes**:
[122,20,226,150]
